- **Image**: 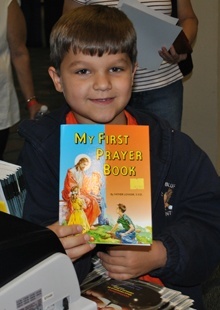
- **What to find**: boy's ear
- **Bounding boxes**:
[132,63,138,83]
[48,66,63,92]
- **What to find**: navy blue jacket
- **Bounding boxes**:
[18,103,220,309]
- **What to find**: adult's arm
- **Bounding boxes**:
[159,0,198,63]
[177,0,198,45]
[7,0,42,119]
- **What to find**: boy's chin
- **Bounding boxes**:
[90,111,126,125]
[75,109,126,124]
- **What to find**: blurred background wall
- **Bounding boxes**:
[182,0,220,173]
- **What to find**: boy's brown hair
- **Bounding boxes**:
[50,5,137,73]
[118,203,126,213]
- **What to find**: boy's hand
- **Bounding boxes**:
[48,222,96,262]
[97,240,167,280]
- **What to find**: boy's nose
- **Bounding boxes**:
[93,73,112,91]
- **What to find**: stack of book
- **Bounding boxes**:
[0,160,26,218]
[81,257,195,310]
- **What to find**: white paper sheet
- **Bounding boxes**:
[118,0,182,70]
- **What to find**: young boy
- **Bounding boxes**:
[18,5,220,309]
[108,204,137,244]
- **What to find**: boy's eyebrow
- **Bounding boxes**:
[67,56,131,68]
[67,61,86,68]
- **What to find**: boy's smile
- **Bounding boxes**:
[49,51,137,124]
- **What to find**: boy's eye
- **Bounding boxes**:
[110,67,123,73]
[76,69,90,75]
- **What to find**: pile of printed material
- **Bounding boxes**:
[0,160,26,218]
[81,257,195,310]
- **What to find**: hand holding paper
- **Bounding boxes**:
[118,0,183,70]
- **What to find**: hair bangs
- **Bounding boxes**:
[70,27,136,59]
[50,5,137,71]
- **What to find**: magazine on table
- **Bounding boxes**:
[81,257,195,310]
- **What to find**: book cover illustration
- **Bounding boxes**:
[80,257,195,310]
[59,124,152,246]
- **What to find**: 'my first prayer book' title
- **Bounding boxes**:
[59,125,152,246]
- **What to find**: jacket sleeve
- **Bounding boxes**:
[150,131,220,287]
[19,143,60,226]
[18,121,61,226]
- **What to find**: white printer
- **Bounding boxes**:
[0,253,96,310]
[0,212,96,310]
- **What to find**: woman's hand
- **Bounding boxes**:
[28,102,44,119]
[159,45,187,64]
[97,240,167,280]
[48,222,96,262]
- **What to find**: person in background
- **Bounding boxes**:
[20,0,64,48]
[62,0,198,131]
[18,6,219,309]
[0,0,42,160]
[20,0,42,47]
[43,0,64,47]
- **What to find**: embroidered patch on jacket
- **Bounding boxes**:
[162,182,176,216]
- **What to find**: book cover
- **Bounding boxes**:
[59,124,152,246]
[0,183,8,214]
[118,0,182,70]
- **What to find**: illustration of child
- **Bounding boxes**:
[108,203,137,244]
[67,185,90,233]
[62,156,101,227]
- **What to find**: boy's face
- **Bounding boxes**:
[49,50,137,124]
